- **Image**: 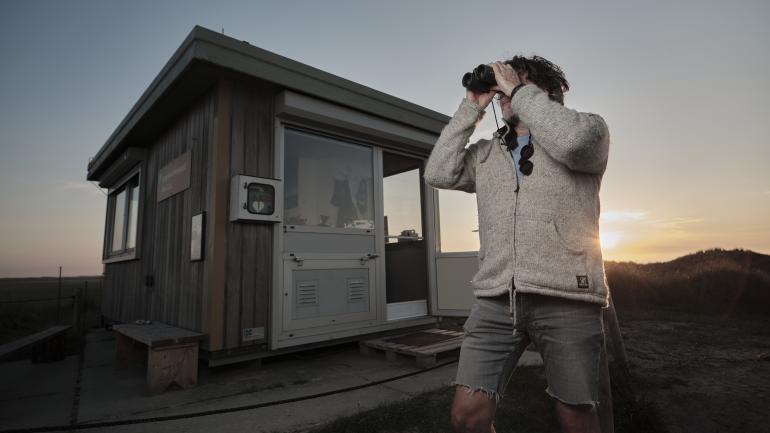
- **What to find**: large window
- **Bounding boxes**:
[283,128,374,230]
[104,169,141,261]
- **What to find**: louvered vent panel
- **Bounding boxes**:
[348,279,367,303]
[296,280,319,307]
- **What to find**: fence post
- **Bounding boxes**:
[83,281,89,331]
[56,266,62,324]
[73,287,84,337]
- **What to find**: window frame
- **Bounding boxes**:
[102,163,144,263]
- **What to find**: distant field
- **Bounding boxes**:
[0,275,103,344]
[2,247,766,346]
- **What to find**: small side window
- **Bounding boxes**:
[110,188,127,252]
[104,169,141,261]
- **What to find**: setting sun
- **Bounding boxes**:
[600,230,623,251]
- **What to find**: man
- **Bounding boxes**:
[423,55,611,433]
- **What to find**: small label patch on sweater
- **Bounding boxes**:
[576,275,590,288]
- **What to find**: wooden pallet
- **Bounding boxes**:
[359,328,463,369]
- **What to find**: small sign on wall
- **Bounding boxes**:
[191,212,204,261]
[242,326,265,342]
[157,151,191,202]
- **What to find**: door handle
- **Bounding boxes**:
[360,253,379,265]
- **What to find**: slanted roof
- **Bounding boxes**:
[87,25,449,181]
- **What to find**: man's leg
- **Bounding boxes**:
[553,399,601,433]
[450,294,530,433]
[450,384,499,433]
[525,293,605,433]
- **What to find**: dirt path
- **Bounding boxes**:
[618,309,770,433]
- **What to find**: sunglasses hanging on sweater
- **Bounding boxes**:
[496,122,535,176]
[492,100,535,176]
[520,141,534,175]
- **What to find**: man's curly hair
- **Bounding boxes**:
[505,55,569,105]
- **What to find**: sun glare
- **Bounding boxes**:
[600,230,623,250]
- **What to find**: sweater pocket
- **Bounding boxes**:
[515,217,591,292]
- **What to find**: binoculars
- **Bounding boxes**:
[461,64,497,93]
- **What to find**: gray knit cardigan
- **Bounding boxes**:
[423,84,611,320]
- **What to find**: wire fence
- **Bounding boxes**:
[0,275,104,344]
[0,296,76,304]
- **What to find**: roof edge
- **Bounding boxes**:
[88,25,450,181]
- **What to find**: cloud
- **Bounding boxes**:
[601,210,703,230]
[58,180,106,195]
[647,217,704,230]
[600,210,648,222]
[59,181,92,190]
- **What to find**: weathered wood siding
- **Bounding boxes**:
[103,77,276,351]
[102,88,215,332]
[222,80,275,350]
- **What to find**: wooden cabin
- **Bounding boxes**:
[86,25,478,365]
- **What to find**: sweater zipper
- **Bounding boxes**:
[498,132,520,320]
[511,177,519,321]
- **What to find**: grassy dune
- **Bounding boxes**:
[606,248,770,317]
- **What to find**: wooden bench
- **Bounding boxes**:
[113,321,204,395]
[0,325,72,363]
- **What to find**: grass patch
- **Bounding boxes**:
[302,363,668,433]
[609,365,669,433]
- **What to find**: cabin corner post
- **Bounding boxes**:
[206,80,232,351]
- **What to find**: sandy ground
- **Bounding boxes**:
[617,309,770,433]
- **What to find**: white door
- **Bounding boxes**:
[280,127,379,342]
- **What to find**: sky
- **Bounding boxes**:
[0,0,768,277]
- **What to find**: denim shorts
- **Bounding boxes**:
[450,289,606,410]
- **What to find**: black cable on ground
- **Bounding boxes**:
[67,337,86,433]
[0,357,460,433]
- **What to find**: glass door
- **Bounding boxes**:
[382,150,429,320]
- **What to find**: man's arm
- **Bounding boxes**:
[423,98,484,193]
[510,84,610,175]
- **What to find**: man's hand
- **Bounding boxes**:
[489,61,523,97]
[466,88,496,110]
